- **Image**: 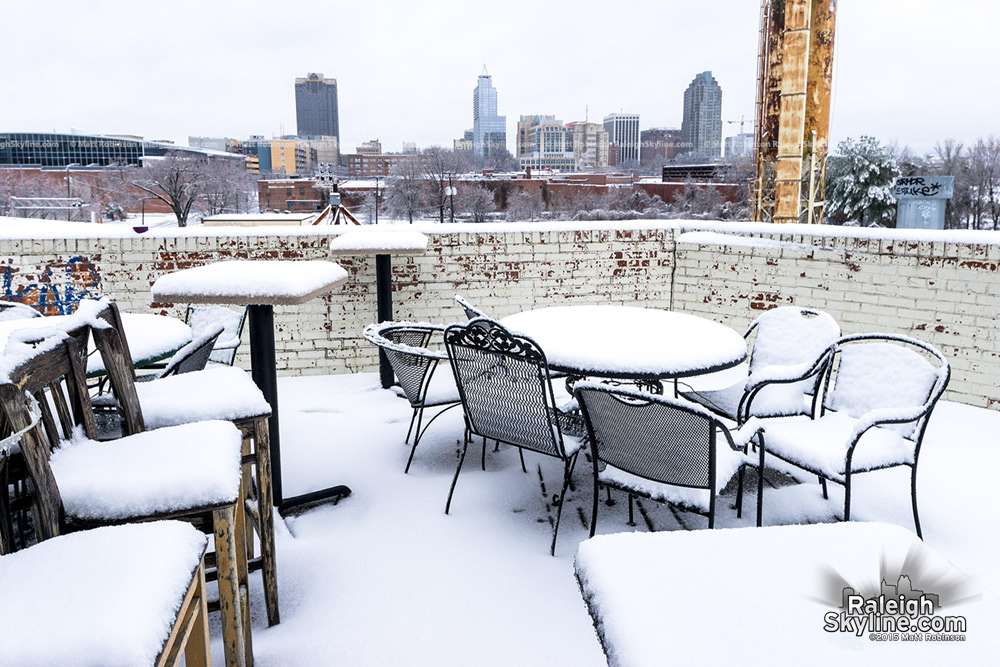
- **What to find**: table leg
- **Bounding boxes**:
[376,254,394,389]
[248,305,282,505]
[248,304,352,514]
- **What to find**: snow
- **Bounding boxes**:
[501,306,747,377]
[4,215,1000,246]
[0,521,207,667]
[329,229,429,254]
[151,260,349,305]
[131,366,272,430]
[50,420,242,521]
[227,373,999,666]
[676,230,814,249]
[574,522,993,667]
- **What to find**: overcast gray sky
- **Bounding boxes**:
[3,0,996,155]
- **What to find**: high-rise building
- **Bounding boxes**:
[295,73,339,140]
[566,122,610,170]
[603,113,640,165]
[681,71,723,158]
[473,66,507,158]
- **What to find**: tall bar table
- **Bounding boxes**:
[152,260,349,514]
[329,229,428,388]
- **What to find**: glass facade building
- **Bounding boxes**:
[0,133,143,167]
[602,114,640,165]
[681,71,723,159]
[295,73,340,140]
[473,67,506,158]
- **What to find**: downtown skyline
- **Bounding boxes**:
[4,0,998,155]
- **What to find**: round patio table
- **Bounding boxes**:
[500,305,747,381]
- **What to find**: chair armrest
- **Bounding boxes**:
[845,404,930,450]
[745,350,831,392]
[727,420,764,452]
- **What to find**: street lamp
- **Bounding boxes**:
[373,175,381,225]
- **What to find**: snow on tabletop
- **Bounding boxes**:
[502,306,746,376]
[50,420,242,521]
[574,522,987,666]
[151,259,348,305]
[329,229,429,255]
[0,521,207,667]
[136,366,271,429]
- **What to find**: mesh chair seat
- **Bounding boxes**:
[754,413,914,482]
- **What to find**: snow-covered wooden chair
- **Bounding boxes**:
[0,332,252,666]
[363,321,461,473]
[443,317,584,556]
[0,460,213,667]
[575,381,762,533]
[754,334,950,538]
[681,306,841,424]
[77,299,280,627]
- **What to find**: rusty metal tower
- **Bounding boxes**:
[752,0,837,224]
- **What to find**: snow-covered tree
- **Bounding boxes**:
[386,157,424,223]
[826,136,900,226]
[456,184,494,222]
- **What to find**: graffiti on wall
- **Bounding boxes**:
[2,256,102,315]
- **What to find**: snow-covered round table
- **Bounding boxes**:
[501,306,747,380]
[152,260,349,510]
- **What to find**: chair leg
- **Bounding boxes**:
[241,434,256,565]
[820,476,828,499]
[481,436,487,471]
[213,505,247,667]
[590,480,600,539]
[518,448,527,473]
[231,480,253,667]
[843,472,852,523]
[404,407,419,444]
[757,444,765,528]
[627,494,636,527]
[550,459,574,556]
[735,464,745,518]
[911,465,922,540]
[445,437,470,515]
[184,561,212,667]
[254,419,280,626]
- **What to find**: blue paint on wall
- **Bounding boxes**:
[2,256,102,315]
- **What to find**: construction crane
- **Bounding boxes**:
[727,116,749,134]
[751,0,837,224]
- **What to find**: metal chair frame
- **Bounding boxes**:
[185,305,248,366]
[443,317,581,556]
[454,294,488,320]
[757,333,950,539]
[576,382,760,534]
[363,322,462,473]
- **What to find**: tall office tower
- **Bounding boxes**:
[296,73,340,140]
[681,71,723,158]
[473,66,507,158]
[602,113,640,165]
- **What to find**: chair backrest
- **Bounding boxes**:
[0,301,41,322]
[454,295,488,321]
[0,334,97,543]
[576,383,722,492]
[362,322,442,407]
[444,318,566,459]
[186,305,247,365]
[158,324,225,378]
[748,306,841,376]
[822,334,950,440]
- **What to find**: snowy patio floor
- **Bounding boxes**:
[235,372,999,666]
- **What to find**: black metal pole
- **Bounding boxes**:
[376,253,394,388]
[248,304,283,504]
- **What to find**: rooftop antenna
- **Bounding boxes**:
[585,105,588,123]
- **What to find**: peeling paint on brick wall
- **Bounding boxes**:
[0,226,997,409]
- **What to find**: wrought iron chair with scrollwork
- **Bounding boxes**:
[444,317,584,556]
[454,295,489,321]
[363,322,462,473]
[575,381,762,534]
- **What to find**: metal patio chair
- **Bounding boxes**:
[186,305,248,366]
[454,294,489,320]
[0,300,41,322]
[755,333,950,538]
[443,317,584,556]
[682,306,841,424]
[363,321,462,473]
[575,381,761,533]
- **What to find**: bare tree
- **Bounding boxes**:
[386,157,424,223]
[934,140,969,229]
[505,190,543,222]
[121,153,207,227]
[456,184,494,222]
[201,157,257,217]
[968,136,1000,230]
